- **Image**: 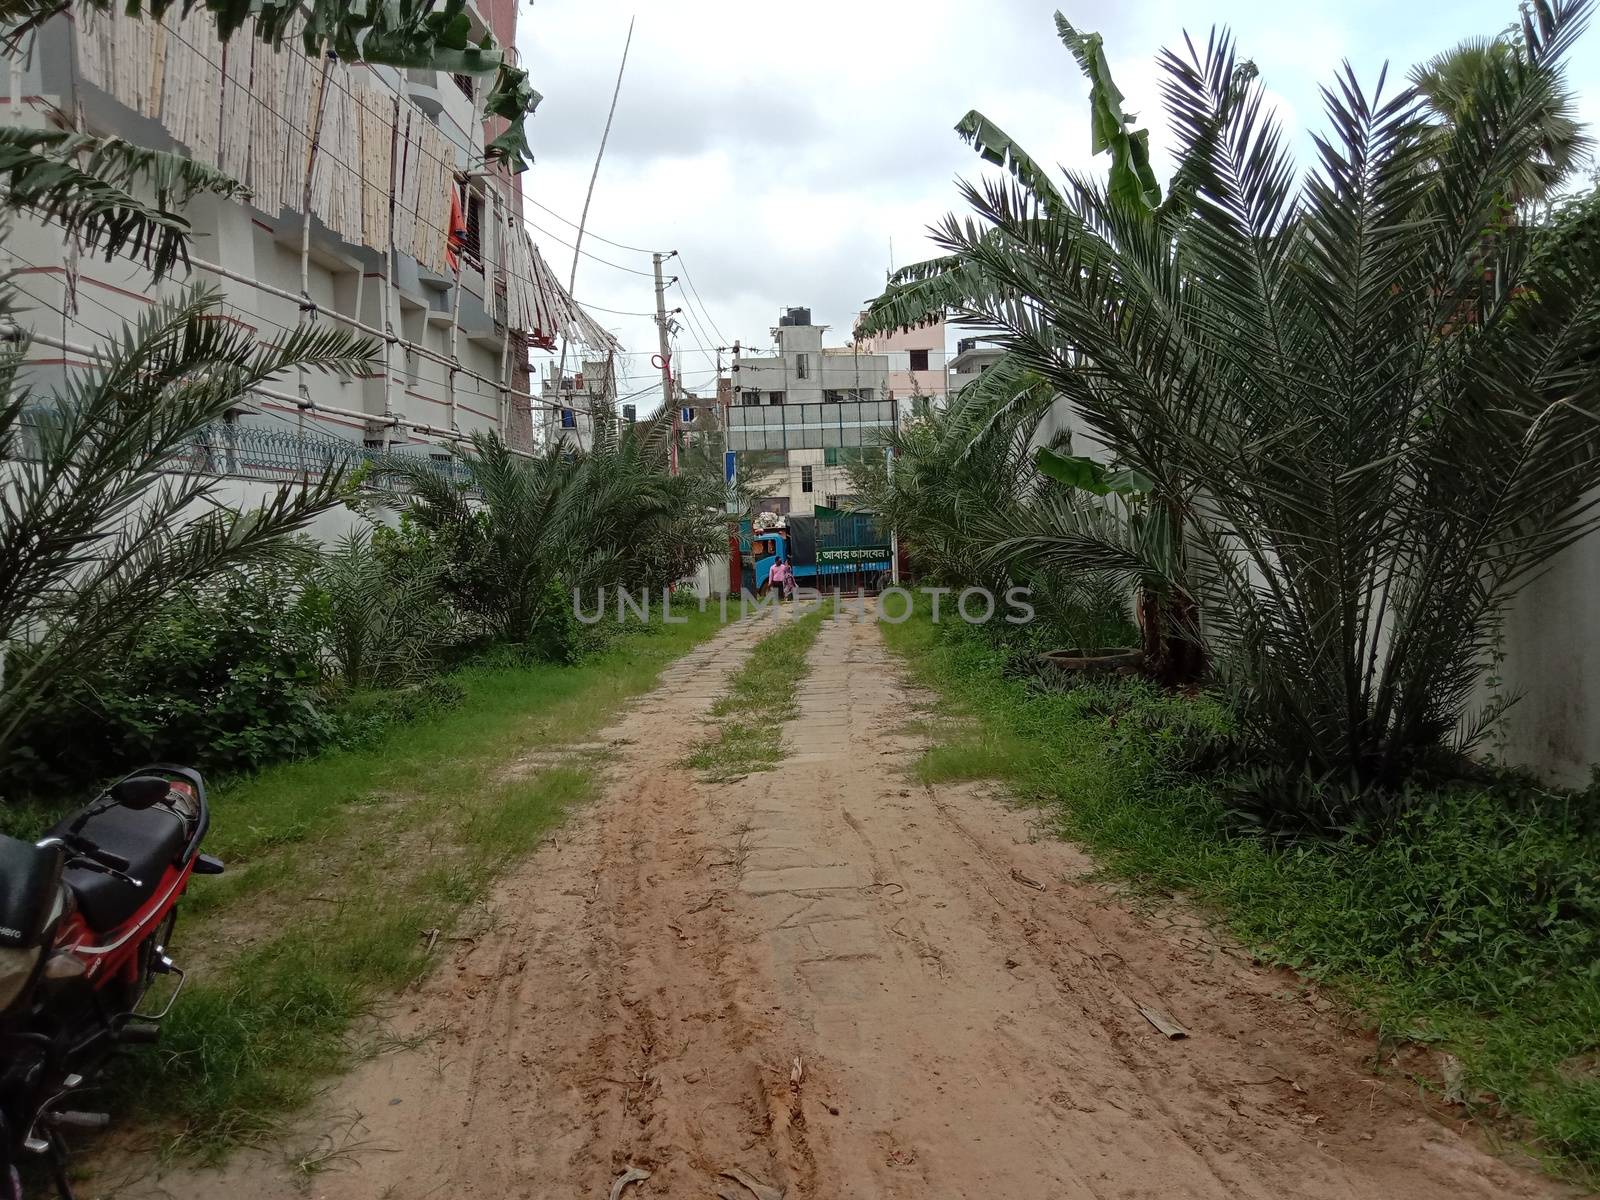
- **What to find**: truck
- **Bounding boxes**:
[739,506,892,594]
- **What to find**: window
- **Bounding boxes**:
[681,406,695,422]
[908,348,930,372]
[795,353,809,379]
[742,390,760,406]
[457,186,484,263]
[823,389,841,404]
[451,72,474,99]
[560,408,576,429]
[801,465,814,493]
[622,404,637,422]
[768,391,784,405]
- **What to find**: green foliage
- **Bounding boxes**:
[1034,447,1153,496]
[848,369,1135,653]
[685,607,825,781]
[864,2,1600,817]
[0,129,248,278]
[313,526,456,688]
[0,288,375,785]
[1410,23,1592,201]
[377,426,724,659]
[888,606,1600,1180]
[3,561,335,795]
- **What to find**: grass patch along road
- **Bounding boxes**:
[882,604,1600,1187]
[115,607,735,1159]
[684,604,825,781]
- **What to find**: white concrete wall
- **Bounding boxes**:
[1483,531,1600,785]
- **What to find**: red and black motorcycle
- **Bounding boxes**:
[0,765,221,1200]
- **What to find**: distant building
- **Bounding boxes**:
[858,314,948,404]
[540,358,617,452]
[729,308,894,514]
[677,391,722,448]
[948,335,1007,395]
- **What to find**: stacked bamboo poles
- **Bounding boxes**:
[69,9,622,443]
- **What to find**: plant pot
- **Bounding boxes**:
[1040,647,1144,676]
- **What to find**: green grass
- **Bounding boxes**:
[883,605,1600,1186]
[113,607,733,1158]
[684,605,826,780]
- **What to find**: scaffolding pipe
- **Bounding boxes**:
[180,251,564,413]
[298,53,333,311]
[494,191,513,435]
[446,243,465,433]
[382,94,401,448]
[295,52,334,462]
[2,322,526,451]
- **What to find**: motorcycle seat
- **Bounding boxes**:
[0,835,63,948]
[53,805,186,933]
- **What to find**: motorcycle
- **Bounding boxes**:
[0,765,222,1200]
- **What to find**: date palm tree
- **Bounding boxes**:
[378,416,725,655]
[0,289,373,766]
[859,1,1600,816]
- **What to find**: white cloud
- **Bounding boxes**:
[517,0,1600,408]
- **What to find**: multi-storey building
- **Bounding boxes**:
[947,335,1007,395]
[728,308,893,514]
[6,4,613,465]
[858,314,948,405]
[540,358,618,452]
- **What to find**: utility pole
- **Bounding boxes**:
[727,338,741,595]
[653,249,679,474]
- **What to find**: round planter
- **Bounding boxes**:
[1040,647,1144,676]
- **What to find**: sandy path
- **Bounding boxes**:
[110,609,1567,1200]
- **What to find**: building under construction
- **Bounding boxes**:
[5,2,616,465]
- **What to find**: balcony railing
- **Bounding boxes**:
[12,414,480,495]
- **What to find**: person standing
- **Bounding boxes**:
[770,558,793,601]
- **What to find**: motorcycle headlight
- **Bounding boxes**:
[0,945,40,1014]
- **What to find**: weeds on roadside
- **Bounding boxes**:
[108,608,731,1160]
[685,606,826,781]
[884,606,1600,1184]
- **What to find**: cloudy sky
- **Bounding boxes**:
[517,0,1600,411]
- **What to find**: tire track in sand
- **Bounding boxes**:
[107,605,1574,1200]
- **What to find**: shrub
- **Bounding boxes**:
[3,560,335,799]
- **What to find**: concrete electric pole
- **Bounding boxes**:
[652,249,679,474]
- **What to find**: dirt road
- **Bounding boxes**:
[118,609,1566,1199]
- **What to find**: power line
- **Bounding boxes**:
[569,298,657,318]
[523,195,661,255]
[521,214,656,277]
[674,253,728,346]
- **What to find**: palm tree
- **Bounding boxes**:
[1411,34,1591,202]
[379,419,725,656]
[0,288,373,766]
[859,1,1600,817]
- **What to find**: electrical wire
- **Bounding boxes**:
[523,195,661,255]
[673,253,728,346]
[520,214,656,277]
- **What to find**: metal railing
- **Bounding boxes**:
[12,413,480,495]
